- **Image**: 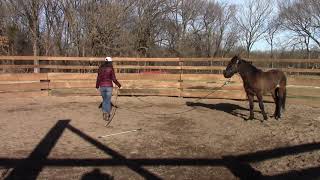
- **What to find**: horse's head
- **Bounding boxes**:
[223,56,241,78]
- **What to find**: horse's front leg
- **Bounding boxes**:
[257,93,268,120]
[247,93,254,120]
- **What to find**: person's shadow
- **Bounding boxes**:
[81,168,114,180]
[186,102,251,120]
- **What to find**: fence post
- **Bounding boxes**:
[40,73,50,96]
[179,58,183,98]
[34,55,40,73]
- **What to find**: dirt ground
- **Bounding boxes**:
[0,95,320,180]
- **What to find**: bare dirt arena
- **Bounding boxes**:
[0,95,320,180]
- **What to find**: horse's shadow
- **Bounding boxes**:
[186,102,255,120]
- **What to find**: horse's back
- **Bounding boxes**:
[265,69,286,79]
[263,69,286,87]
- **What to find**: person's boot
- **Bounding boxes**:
[103,112,110,121]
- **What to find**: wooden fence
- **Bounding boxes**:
[0,56,319,100]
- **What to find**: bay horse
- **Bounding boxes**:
[223,56,287,120]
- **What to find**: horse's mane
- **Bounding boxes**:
[237,57,261,73]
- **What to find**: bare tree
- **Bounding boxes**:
[161,0,182,56]
[0,1,5,34]
[193,1,237,57]
[235,0,272,57]
[43,0,65,55]
[200,1,221,57]
[213,4,236,57]
[5,0,43,72]
[161,0,203,57]
[131,0,169,57]
[0,1,9,55]
[79,0,134,57]
[279,0,320,50]
[265,17,281,58]
[4,0,306,58]
[62,0,84,56]
[302,35,312,59]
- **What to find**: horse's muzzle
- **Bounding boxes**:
[223,70,230,78]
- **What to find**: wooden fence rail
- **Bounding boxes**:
[1,56,320,62]
[1,56,319,74]
[0,56,319,100]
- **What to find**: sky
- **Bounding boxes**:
[218,0,276,51]
[220,0,243,5]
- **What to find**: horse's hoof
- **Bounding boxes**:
[247,116,254,120]
[274,115,281,120]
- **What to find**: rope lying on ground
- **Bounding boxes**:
[99,79,232,126]
[116,79,232,117]
[98,128,142,138]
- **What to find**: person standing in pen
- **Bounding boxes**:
[96,57,121,121]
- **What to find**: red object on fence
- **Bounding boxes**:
[140,70,168,74]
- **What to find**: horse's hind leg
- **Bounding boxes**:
[272,88,280,119]
[257,93,268,120]
[277,87,286,119]
[282,87,287,112]
[278,73,287,118]
[281,87,286,112]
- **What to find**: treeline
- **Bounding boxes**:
[0,0,319,58]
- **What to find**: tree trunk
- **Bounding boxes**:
[32,20,39,73]
[33,38,39,73]
[270,39,273,59]
[246,45,251,58]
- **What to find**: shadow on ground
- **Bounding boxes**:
[1,120,320,180]
[186,102,251,120]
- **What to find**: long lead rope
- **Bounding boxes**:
[117,79,232,117]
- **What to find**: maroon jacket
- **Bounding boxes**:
[96,66,121,88]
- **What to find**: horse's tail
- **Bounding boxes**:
[280,74,287,111]
[281,87,286,111]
